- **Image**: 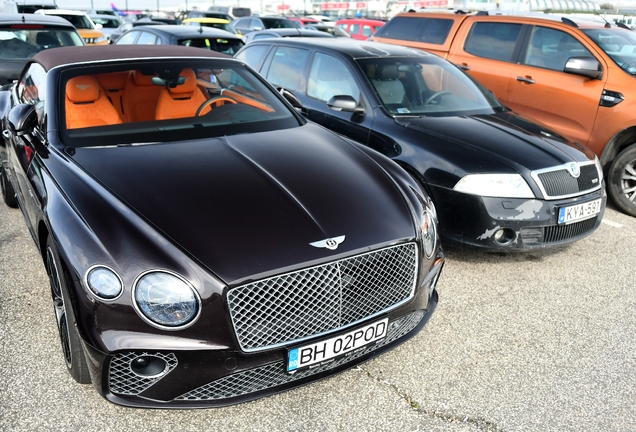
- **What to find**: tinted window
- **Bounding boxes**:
[0,29,83,59]
[524,26,593,71]
[235,45,270,68]
[261,18,296,29]
[178,38,244,55]
[376,17,453,45]
[308,53,360,102]
[464,22,522,62]
[266,46,309,91]
[56,14,93,29]
[136,31,157,45]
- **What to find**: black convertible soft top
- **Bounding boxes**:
[32,45,229,71]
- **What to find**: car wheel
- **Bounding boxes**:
[45,237,91,384]
[608,145,636,217]
[0,166,18,208]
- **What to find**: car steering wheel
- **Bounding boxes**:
[424,91,451,105]
[621,60,636,71]
[196,96,237,116]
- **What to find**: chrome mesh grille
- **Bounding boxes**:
[109,352,178,396]
[227,243,418,352]
[175,310,425,401]
[535,164,599,198]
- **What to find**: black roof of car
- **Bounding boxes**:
[0,13,76,27]
[124,24,240,39]
[245,38,429,59]
[248,28,335,38]
[31,44,228,71]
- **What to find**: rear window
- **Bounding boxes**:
[374,16,453,45]
[0,28,83,59]
[178,37,244,55]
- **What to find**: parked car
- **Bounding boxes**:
[236,39,606,250]
[306,23,352,37]
[0,14,84,86]
[88,14,124,42]
[242,28,334,43]
[182,17,241,36]
[371,12,636,217]
[0,44,443,407]
[108,18,164,44]
[232,16,296,34]
[34,9,108,45]
[336,18,385,40]
[115,25,244,55]
[178,10,233,22]
[288,16,320,27]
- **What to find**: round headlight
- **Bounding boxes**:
[86,266,122,300]
[134,271,200,329]
[421,209,437,259]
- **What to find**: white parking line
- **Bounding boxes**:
[602,218,624,228]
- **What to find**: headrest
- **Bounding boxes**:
[66,76,99,103]
[168,69,197,95]
[132,70,156,86]
[96,71,129,90]
[379,64,399,80]
[36,32,59,47]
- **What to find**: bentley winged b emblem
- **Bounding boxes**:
[310,235,346,251]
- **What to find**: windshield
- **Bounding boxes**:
[0,29,83,59]
[60,59,300,147]
[262,18,296,29]
[583,28,636,75]
[56,14,94,29]
[357,57,504,116]
[91,17,122,28]
[178,37,244,55]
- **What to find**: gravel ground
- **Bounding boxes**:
[1,199,634,432]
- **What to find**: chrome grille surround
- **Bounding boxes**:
[227,243,418,353]
[109,352,178,396]
[531,161,601,200]
[175,310,425,401]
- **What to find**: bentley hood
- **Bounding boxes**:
[395,111,596,173]
[70,123,417,284]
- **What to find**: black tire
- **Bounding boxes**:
[608,145,636,218]
[0,166,18,208]
[45,237,91,384]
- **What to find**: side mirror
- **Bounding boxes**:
[327,95,365,114]
[8,104,38,136]
[94,23,103,30]
[277,87,303,110]
[252,26,263,31]
[564,57,603,79]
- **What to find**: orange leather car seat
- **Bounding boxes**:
[96,71,129,122]
[155,68,210,120]
[123,70,163,122]
[65,75,122,129]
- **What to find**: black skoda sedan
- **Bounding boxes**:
[0,45,443,407]
[236,39,606,250]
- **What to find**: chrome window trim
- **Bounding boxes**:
[531,160,601,200]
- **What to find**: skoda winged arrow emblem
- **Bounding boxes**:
[568,162,581,178]
[310,235,346,251]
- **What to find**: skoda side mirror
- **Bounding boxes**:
[564,57,603,79]
[8,104,38,136]
[327,95,365,115]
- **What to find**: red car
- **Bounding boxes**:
[288,16,320,27]
[336,18,384,40]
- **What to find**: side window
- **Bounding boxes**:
[136,32,157,45]
[523,26,593,71]
[235,45,270,69]
[116,31,138,45]
[265,46,309,91]
[362,25,374,37]
[350,24,361,36]
[375,17,453,45]
[307,52,360,103]
[464,22,522,62]
[17,63,46,123]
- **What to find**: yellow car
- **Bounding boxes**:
[34,9,108,45]
[182,17,242,37]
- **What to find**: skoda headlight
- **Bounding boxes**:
[85,266,122,300]
[421,209,437,259]
[134,271,200,329]
[454,174,534,198]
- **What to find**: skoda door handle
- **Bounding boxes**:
[516,76,536,84]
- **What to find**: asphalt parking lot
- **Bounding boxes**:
[1,199,634,432]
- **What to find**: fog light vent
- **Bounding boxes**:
[109,352,178,395]
[493,228,516,245]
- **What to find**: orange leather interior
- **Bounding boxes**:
[65,75,122,129]
[155,69,210,120]
[123,70,163,122]
[96,71,129,122]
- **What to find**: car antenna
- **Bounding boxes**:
[593,11,613,28]
[198,23,203,34]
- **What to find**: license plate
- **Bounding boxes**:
[558,199,602,224]
[287,318,388,373]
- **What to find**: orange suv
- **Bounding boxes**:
[372,12,636,216]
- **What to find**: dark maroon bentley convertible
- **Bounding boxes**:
[0,45,444,407]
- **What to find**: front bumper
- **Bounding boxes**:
[430,183,606,250]
[80,254,444,408]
